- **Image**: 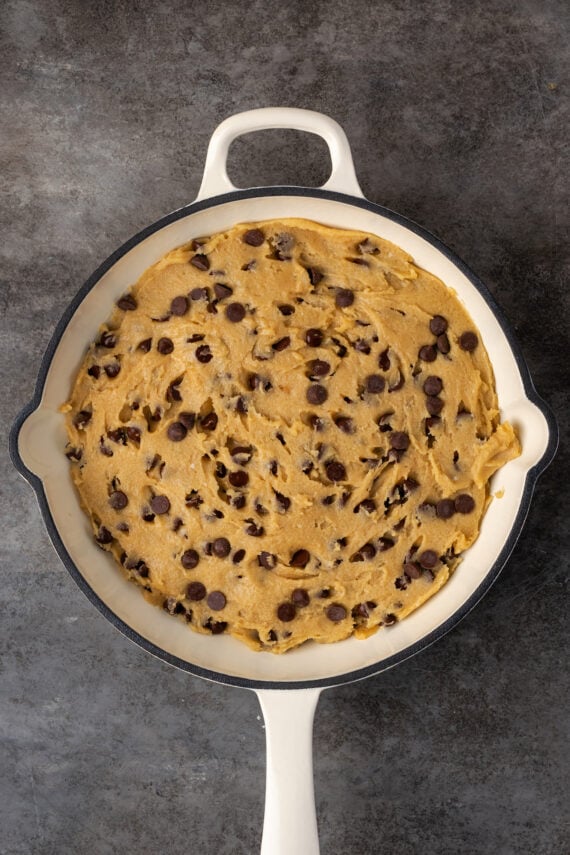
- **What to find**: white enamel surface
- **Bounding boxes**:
[17,189,551,685]
[257,689,321,855]
[196,107,363,200]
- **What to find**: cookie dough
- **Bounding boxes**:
[63,218,520,653]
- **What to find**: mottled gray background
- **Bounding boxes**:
[1,1,568,853]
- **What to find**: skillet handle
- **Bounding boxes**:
[256,687,322,855]
[196,107,364,201]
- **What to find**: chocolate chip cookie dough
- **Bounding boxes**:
[63,219,520,653]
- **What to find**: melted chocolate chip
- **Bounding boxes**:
[378,348,390,371]
[181,549,200,569]
[278,304,295,316]
[378,536,395,551]
[196,344,213,363]
[275,491,291,511]
[95,526,113,545]
[200,412,218,431]
[307,267,323,285]
[334,416,354,434]
[355,499,376,514]
[74,410,92,428]
[245,521,264,537]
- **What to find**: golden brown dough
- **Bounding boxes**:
[63,219,520,653]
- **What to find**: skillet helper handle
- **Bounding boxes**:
[256,687,322,855]
[196,107,364,200]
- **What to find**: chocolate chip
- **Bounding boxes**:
[429,315,448,336]
[278,304,295,316]
[229,471,249,488]
[117,294,137,311]
[403,562,421,580]
[390,431,409,451]
[355,499,376,514]
[419,549,438,569]
[206,591,226,611]
[88,365,101,379]
[378,348,390,371]
[214,283,233,300]
[306,384,328,405]
[211,537,231,558]
[226,302,246,323]
[319,588,332,599]
[459,331,479,352]
[384,613,398,626]
[74,410,92,428]
[277,602,296,622]
[272,336,291,352]
[307,267,323,286]
[190,287,209,301]
[258,551,277,570]
[436,498,455,519]
[65,446,82,461]
[419,344,437,362]
[326,604,347,622]
[335,289,354,308]
[290,549,310,568]
[326,461,347,482]
[95,526,113,545]
[200,412,218,431]
[388,370,404,393]
[378,536,395,551]
[291,588,310,607]
[232,549,246,564]
[190,254,210,271]
[437,333,450,354]
[104,362,121,378]
[245,521,264,537]
[142,509,155,522]
[157,337,174,355]
[307,359,330,378]
[423,376,443,396]
[275,491,291,511]
[178,411,196,430]
[170,295,189,316]
[109,490,128,509]
[205,618,227,634]
[167,421,188,442]
[185,490,203,509]
[138,338,152,352]
[243,228,264,246]
[334,416,354,434]
[426,396,444,416]
[215,462,228,479]
[196,345,213,363]
[360,543,377,560]
[231,495,246,509]
[305,328,323,347]
[455,493,475,514]
[167,380,182,402]
[366,374,385,393]
[99,331,117,348]
[358,238,378,254]
[231,446,253,464]
[150,495,170,515]
[308,414,325,431]
[187,581,207,601]
[181,549,199,569]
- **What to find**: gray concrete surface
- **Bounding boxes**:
[1,1,568,853]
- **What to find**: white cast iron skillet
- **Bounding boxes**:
[10,108,557,854]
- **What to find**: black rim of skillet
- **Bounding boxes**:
[9,187,559,691]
